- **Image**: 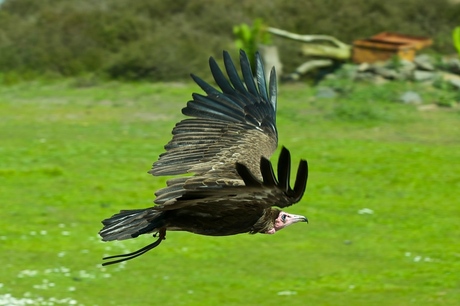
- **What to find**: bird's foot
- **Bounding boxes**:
[102,228,166,266]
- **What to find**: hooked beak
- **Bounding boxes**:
[292,214,308,223]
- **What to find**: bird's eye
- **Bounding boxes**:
[281,214,287,222]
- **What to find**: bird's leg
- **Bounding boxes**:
[102,228,166,266]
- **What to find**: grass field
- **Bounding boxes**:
[1,78,459,305]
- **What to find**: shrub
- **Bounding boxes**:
[233,18,272,66]
[0,0,459,80]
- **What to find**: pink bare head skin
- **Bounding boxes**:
[265,211,308,234]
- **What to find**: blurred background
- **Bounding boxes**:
[0,0,459,82]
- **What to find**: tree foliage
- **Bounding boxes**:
[0,0,459,80]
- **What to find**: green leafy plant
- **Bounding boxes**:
[454,26,460,56]
[233,18,272,65]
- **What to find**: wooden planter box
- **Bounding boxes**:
[352,32,432,63]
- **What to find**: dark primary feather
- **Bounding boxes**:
[235,147,308,208]
[150,51,279,206]
[99,50,309,265]
[277,147,291,191]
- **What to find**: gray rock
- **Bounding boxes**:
[397,70,413,81]
[355,71,375,81]
[354,72,388,84]
[449,78,460,90]
[397,59,416,80]
[368,61,386,70]
[338,63,359,80]
[444,58,460,74]
[399,91,422,104]
[441,72,460,89]
[413,70,436,82]
[373,66,399,79]
[372,75,389,85]
[398,59,416,71]
[316,87,337,99]
[414,54,435,71]
[357,62,371,72]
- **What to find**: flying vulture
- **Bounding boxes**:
[99,50,309,265]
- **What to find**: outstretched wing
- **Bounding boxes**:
[151,50,278,206]
[157,147,309,210]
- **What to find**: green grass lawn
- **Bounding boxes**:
[1,79,459,305]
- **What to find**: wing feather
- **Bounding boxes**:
[255,52,269,102]
[260,157,278,187]
[291,160,309,202]
[223,51,248,95]
[209,55,237,95]
[190,74,221,95]
[158,148,308,210]
[238,147,308,208]
[268,67,277,114]
[150,50,278,207]
[277,147,291,192]
[239,50,259,97]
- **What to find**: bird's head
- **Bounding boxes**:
[265,211,308,234]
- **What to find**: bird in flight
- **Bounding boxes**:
[99,50,309,266]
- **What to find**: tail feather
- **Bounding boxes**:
[99,209,163,241]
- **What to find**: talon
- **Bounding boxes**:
[102,228,167,266]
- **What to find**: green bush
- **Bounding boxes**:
[0,0,459,80]
[233,18,272,66]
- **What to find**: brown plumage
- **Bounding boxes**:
[99,50,309,265]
